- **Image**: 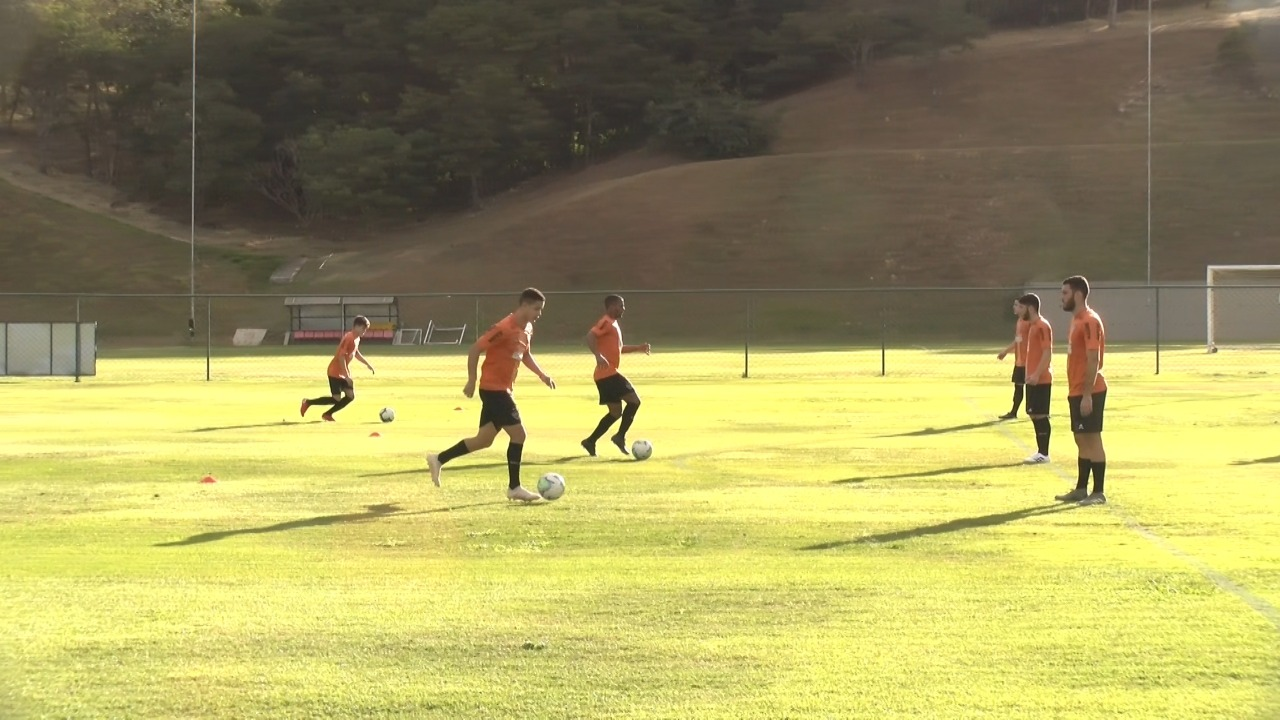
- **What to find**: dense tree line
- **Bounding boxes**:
[0,0,1199,222]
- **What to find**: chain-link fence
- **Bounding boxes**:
[0,286,1276,383]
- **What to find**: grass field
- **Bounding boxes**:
[2,348,1279,719]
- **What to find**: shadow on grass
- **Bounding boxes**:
[878,419,1007,438]
[358,455,589,479]
[154,501,501,547]
[1232,454,1280,466]
[189,419,386,432]
[833,462,1023,484]
[800,503,1078,551]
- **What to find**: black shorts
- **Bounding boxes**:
[595,373,635,405]
[1068,391,1107,433]
[328,376,353,395]
[1025,383,1052,416]
[1012,366,1027,384]
[479,390,522,429]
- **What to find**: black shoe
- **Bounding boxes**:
[580,439,597,457]
[609,434,629,455]
[999,412,1018,420]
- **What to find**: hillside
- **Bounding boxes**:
[292,5,1280,294]
[3,4,1279,314]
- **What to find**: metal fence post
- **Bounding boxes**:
[206,297,212,382]
[74,297,81,383]
[1155,286,1161,375]
[879,293,887,377]
[474,297,481,342]
[743,294,752,379]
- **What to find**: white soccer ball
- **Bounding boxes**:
[537,472,566,501]
[631,439,653,461]
[379,407,395,423]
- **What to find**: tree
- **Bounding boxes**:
[295,125,415,218]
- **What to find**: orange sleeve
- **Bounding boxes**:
[476,324,503,350]
[1038,325,1052,351]
[1083,318,1103,351]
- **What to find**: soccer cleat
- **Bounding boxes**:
[300,399,310,417]
[426,454,442,487]
[1022,452,1050,465]
[507,486,541,502]
[1054,488,1088,503]
[321,413,335,422]
[999,412,1018,420]
[580,439,597,457]
[1078,492,1107,506]
[609,434,629,455]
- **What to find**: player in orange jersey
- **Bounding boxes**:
[301,316,375,422]
[426,289,555,502]
[1018,294,1054,465]
[581,294,651,456]
[997,298,1031,420]
[1054,276,1108,506]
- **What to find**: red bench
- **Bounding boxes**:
[290,329,395,343]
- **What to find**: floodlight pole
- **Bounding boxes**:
[188,0,197,340]
[1145,0,1153,285]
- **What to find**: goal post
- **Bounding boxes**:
[1206,265,1280,353]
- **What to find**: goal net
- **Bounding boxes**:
[393,328,422,346]
[1206,265,1280,352]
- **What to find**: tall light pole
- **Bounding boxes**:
[1146,0,1153,285]
[188,0,197,339]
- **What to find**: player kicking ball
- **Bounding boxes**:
[426,288,555,503]
[301,316,375,422]
[581,294,651,457]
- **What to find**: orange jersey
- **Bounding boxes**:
[477,313,532,393]
[326,331,359,378]
[589,314,622,381]
[1013,318,1031,367]
[1023,316,1053,385]
[1067,309,1107,397]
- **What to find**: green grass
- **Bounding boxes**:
[2,348,1278,719]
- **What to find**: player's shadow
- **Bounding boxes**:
[358,455,587,479]
[188,421,312,432]
[833,462,1022,484]
[154,501,499,547]
[878,420,1005,438]
[799,504,1077,551]
[1232,454,1280,466]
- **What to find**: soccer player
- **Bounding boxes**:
[1019,293,1053,464]
[1054,276,1108,505]
[301,315,375,422]
[426,288,555,503]
[581,294,651,457]
[997,298,1031,419]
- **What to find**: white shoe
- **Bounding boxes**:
[1022,452,1050,465]
[426,454,442,487]
[507,486,541,503]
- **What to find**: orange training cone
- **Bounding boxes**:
[199,475,217,484]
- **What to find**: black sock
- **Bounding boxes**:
[1091,461,1106,494]
[507,443,523,490]
[1032,417,1051,456]
[617,401,641,438]
[307,397,337,406]
[438,440,470,465]
[328,396,353,415]
[587,413,619,443]
[1077,457,1091,491]
[1011,385,1024,414]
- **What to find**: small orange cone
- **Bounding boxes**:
[454,406,463,411]
[199,475,217,484]
[369,432,381,437]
